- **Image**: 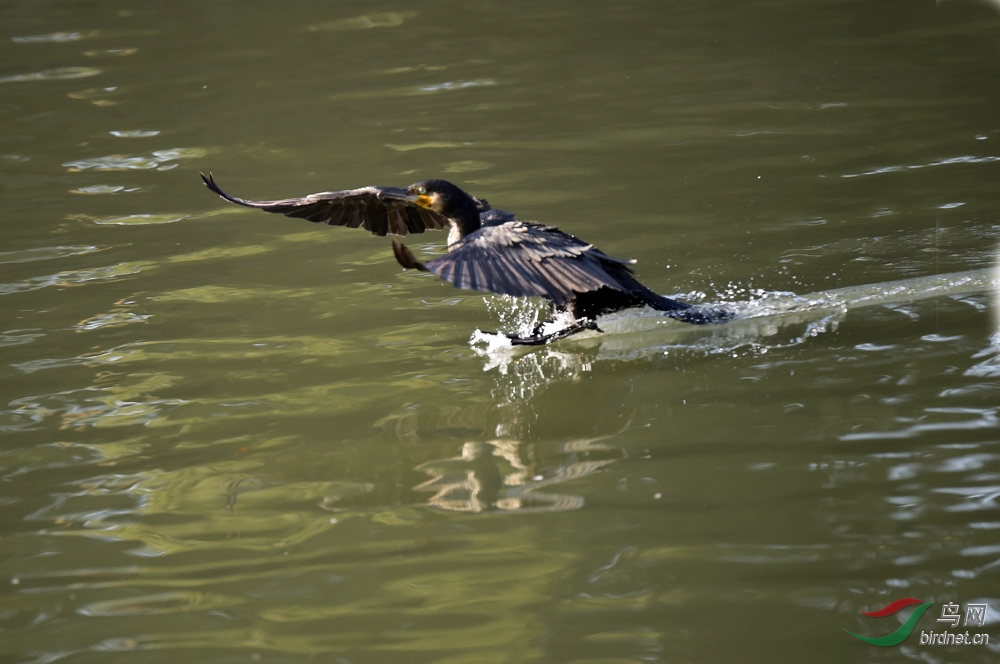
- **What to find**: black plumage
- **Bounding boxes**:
[201,173,729,344]
[201,173,448,235]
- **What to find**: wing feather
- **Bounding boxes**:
[345,206,363,229]
[422,221,634,305]
[404,207,426,233]
[416,207,446,231]
[387,208,406,235]
[327,206,346,226]
[367,203,389,236]
[200,172,449,236]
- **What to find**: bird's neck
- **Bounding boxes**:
[444,199,483,246]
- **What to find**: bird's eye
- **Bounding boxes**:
[415,186,427,195]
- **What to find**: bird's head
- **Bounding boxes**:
[405,179,485,243]
[406,180,480,224]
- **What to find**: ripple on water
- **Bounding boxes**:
[11,31,98,43]
[842,154,1000,178]
[71,185,141,195]
[307,11,419,31]
[74,312,150,331]
[93,214,189,226]
[12,459,369,557]
[63,147,207,172]
[965,337,1000,378]
[0,261,149,296]
[150,285,299,304]
[333,79,497,102]
[0,66,101,83]
[935,485,1000,513]
[109,130,160,138]
[78,591,244,617]
[0,245,100,264]
[83,48,139,59]
[841,407,999,441]
[0,329,45,348]
[444,160,494,173]
[10,335,356,377]
[4,380,186,431]
[416,80,497,93]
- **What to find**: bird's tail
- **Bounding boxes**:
[619,273,733,325]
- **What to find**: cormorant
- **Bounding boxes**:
[200,173,730,344]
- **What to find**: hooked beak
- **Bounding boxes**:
[406,193,433,209]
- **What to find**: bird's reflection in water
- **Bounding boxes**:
[414,433,624,513]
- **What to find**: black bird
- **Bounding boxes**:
[200,174,729,344]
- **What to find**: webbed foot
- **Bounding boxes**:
[503,318,602,346]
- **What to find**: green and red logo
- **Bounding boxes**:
[845,598,935,646]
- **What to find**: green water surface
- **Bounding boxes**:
[1,1,999,662]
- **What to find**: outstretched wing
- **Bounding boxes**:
[418,221,637,305]
[201,172,448,236]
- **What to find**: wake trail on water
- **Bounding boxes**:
[470,267,1000,359]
